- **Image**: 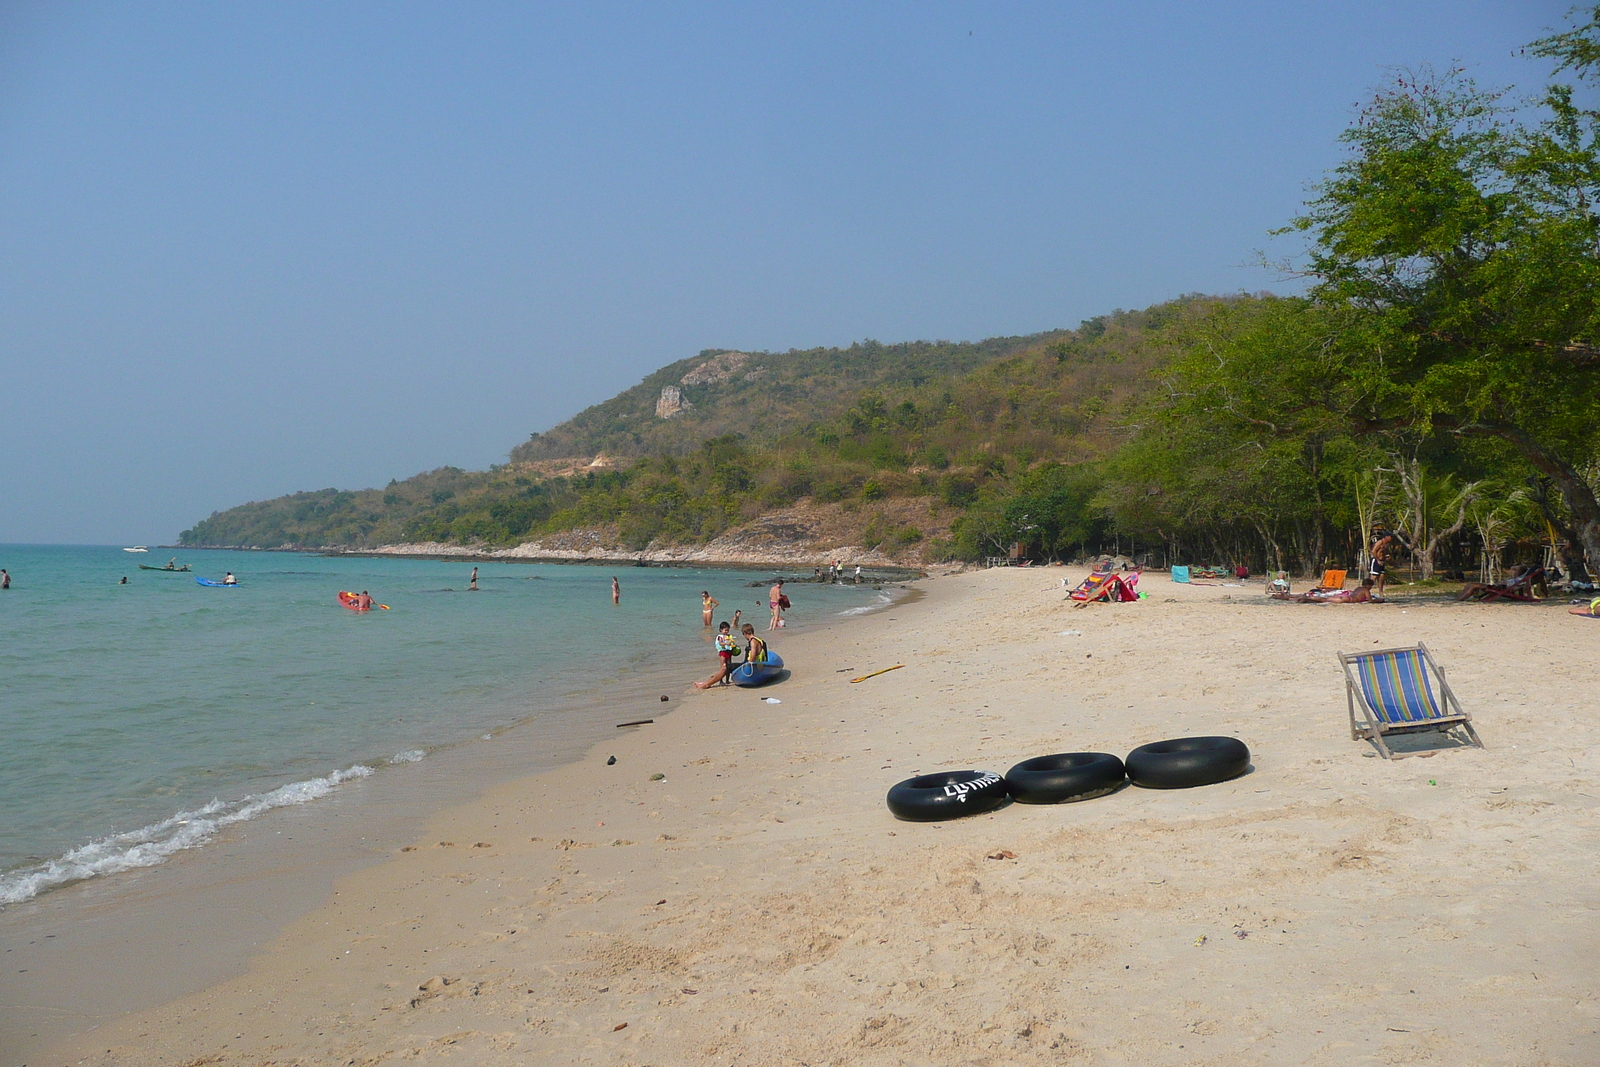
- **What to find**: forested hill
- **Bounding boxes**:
[511,332,1068,462]
[178,301,1183,552]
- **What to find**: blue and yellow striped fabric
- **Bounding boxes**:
[1355,649,1443,724]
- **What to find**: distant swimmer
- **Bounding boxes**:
[612,577,620,605]
[701,590,718,626]
[223,572,237,585]
[1,568,9,589]
[469,566,479,591]
[119,576,128,585]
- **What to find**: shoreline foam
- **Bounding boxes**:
[0,579,915,1061]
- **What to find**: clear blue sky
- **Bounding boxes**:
[0,1,1570,543]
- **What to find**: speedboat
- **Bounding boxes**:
[124,546,149,553]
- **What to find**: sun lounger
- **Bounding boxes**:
[1337,643,1483,759]
[1313,569,1347,592]
[1456,566,1547,603]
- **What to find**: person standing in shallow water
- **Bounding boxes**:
[768,578,786,630]
[1,568,9,589]
[701,590,718,626]
[611,577,620,605]
[469,566,479,591]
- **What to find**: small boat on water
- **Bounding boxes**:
[139,563,192,572]
[195,577,238,587]
[731,651,784,687]
[123,546,149,553]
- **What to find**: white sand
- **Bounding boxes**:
[47,569,1600,1065]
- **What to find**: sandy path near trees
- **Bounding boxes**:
[49,568,1600,1066]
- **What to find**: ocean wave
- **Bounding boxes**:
[0,764,374,905]
[837,592,896,616]
[388,749,425,764]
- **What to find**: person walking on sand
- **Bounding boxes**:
[701,590,718,626]
[1369,525,1395,598]
[469,566,479,591]
[612,577,620,605]
[695,622,738,688]
[768,578,787,630]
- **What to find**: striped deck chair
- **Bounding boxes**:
[1337,643,1483,759]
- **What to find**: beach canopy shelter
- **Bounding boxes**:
[1337,643,1483,760]
[1170,565,1190,583]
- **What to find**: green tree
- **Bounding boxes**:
[1282,46,1600,570]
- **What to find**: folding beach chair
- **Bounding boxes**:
[1314,569,1347,592]
[1069,572,1114,600]
[1337,643,1483,759]
[1073,573,1139,607]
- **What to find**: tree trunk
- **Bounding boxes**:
[1528,476,1593,582]
[1474,423,1600,578]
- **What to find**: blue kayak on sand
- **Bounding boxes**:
[731,651,784,687]
[195,577,239,587]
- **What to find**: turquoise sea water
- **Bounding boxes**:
[0,545,889,903]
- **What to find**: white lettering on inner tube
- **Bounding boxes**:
[943,773,1002,801]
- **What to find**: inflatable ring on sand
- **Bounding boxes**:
[1004,752,1126,804]
[886,770,1007,821]
[1125,736,1250,789]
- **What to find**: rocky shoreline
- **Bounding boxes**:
[178,505,946,577]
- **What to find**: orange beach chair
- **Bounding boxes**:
[1313,569,1347,592]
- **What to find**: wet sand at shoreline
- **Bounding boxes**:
[37,568,1600,1065]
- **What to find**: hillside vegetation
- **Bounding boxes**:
[510,333,1067,462]
[180,302,1175,554]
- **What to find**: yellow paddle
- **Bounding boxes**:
[850,664,905,683]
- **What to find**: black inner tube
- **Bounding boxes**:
[886,770,1008,821]
[1004,752,1126,804]
[1125,736,1250,789]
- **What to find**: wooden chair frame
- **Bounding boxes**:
[1337,642,1484,760]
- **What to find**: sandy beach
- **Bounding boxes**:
[38,567,1600,1066]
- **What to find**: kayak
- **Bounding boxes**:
[139,564,191,572]
[731,651,784,687]
[337,590,390,611]
[195,577,238,587]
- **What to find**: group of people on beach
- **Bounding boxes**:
[691,577,794,688]
[693,620,769,689]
